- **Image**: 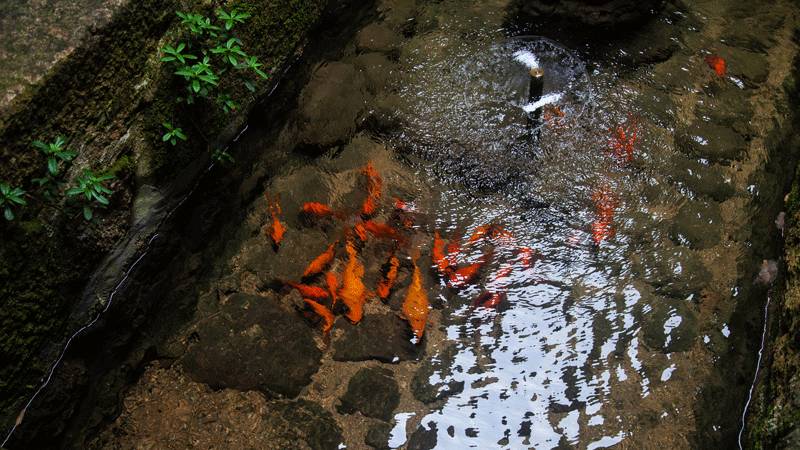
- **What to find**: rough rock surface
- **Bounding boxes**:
[332,313,425,362]
[507,0,664,29]
[181,293,322,398]
[337,366,400,421]
[294,61,368,149]
[88,366,343,450]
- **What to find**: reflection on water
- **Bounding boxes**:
[372,0,790,447]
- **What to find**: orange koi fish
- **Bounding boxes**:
[304,299,334,333]
[591,186,618,245]
[446,231,462,266]
[432,231,450,275]
[265,192,285,248]
[394,197,416,212]
[402,252,430,340]
[303,241,337,277]
[472,291,506,309]
[468,224,492,244]
[287,282,330,300]
[494,265,513,282]
[361,162,382,217]
[467,224,511,245]
[340,239,367,323]
[364,220,402,241]
[705,54,726,77]
[448,249,493,288]
[301,202,335,217]
[326,271,340,307]
[376,254,400,300]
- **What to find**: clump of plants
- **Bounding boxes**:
[66,170,116,221]
[0,183,27,221]
[160,8,270,145]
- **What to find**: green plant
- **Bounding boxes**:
[162,122,187,145]
[0,183,27,221]
[240,55,270,80]
[160,42,196,64]
[211,38,247,66]
[176,12,220,36]
[66,170,115,220]
[217,94,238,113]
[212,148,235,164]
[33,136,77,176]
[216,8,251,31]
[175,56,219,96]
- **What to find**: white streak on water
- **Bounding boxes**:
[738,293,771,450]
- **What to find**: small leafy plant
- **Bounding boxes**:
[0,183,27,221]
[175,56,219,96]
[33,136,77,176]
[216,8,251,31]
[211,38,247,66]
[162,122,187,145]
[66,170,115,221]
[176,12,220,36]
[160,42,197,64]
[212,148,235,164]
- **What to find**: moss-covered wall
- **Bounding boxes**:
[0,0,326,437]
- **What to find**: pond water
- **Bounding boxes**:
[12,0,798,449]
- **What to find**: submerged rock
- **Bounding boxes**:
[668,200,724,249]
[356,23,402,54]
[407,421,438,450]
[506,0,664,29]
[676,123,747,162]
[337,367,400,421]
[294,61,368,149]
[181,293,322,398]
[332,313,424,362]
[365,421,393,449]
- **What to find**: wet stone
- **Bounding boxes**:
[670,156,735,202]
[295,61,367,149]
[356,23,402,54]
[722,45,770,86]
[676,122,747,162]
[337,367,400,421]
[266,399,344,450]
[181,293,322,398]
[633,244,710,299]
[332,313,424,362]
[407,421,438,450]
[353,52,398,94]
[669,200,723,249]
[641,296,698,353]
[365,421,393,449]
[412,356,465,404]
[695,86,753,137]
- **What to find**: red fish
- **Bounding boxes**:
[591,186,618,245]
[353,222,368,241]
[364,220,402,241]
[376,254,400,300]
[265,193,285,248]
[467,224,492,244]
[394,197,416,212]
[705,54,726,77]
[493,265,513,282]
[472,291,506,309]
[446,231,462,267]
[326,271,340,307]
[304,299,334,333]
[301,202,335,217]
[608,119,638,163]
[448,262,483,288]
[303,241,337,277]
[361,162,382,217]
[516,247,540,269]
[287,282,330,300]
[432,231,450,275]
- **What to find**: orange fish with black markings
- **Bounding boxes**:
[286,282,329,300]
[305,299,335,333]
[376,254,400,300]
[402,252,429,340]
[303,241,337,277]
[340,239,367,323]
[265,192,285,248]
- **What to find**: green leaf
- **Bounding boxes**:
[4,207,13,221]
[245,80,256,92]
[174,129,187,140]
[48,158,58,175]
[161,56,176,62]
[83,206,93,221]
[66,187,83,196]
[95,194,110,205]
[192,80,201,92]
[162,133,171,142]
